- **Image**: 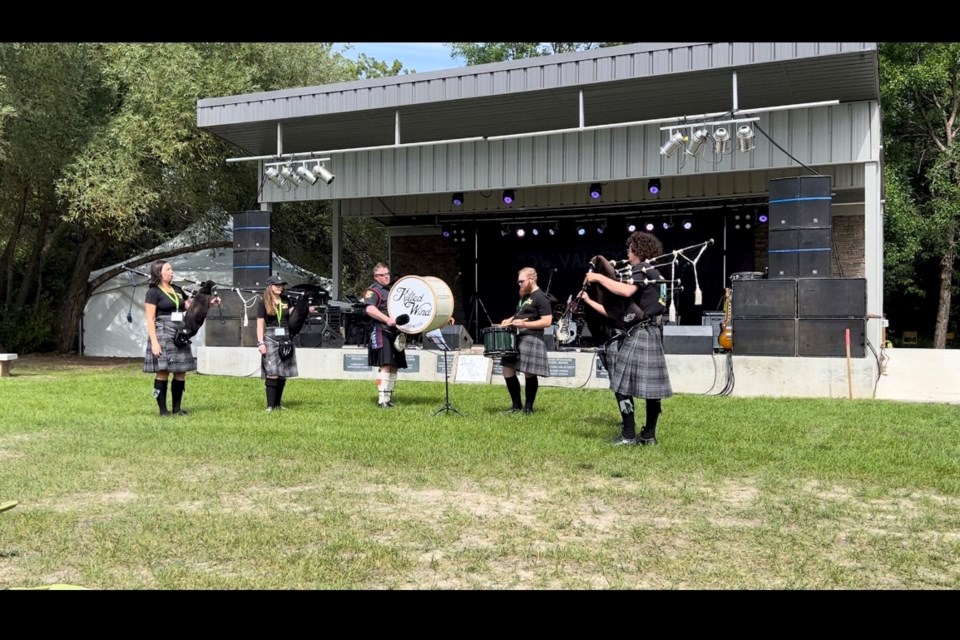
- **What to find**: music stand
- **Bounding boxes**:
[425,328,463,416]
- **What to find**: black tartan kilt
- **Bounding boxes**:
[143,318,196,373]
[368,325,407,369]
[607,324,672,399]
[500,332,550,377]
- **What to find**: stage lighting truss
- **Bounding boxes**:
[263,157,334,191]
[659,116,759,162]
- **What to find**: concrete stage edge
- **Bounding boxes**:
[198,346,881,400]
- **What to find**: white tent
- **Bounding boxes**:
[83,227,328,358]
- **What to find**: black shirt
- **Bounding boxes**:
[145,286,185,318]
[514,288,552,335]
[256,297,292,327]
[361,281,391,325]
[631,262,667,317]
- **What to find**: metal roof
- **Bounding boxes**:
[197,42,880,159]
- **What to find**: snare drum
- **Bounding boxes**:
[481,326,518,358]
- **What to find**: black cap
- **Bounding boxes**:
[265,275,287,286]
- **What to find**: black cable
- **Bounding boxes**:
[753,122,821,176]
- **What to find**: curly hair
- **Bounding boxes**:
[626,232,663,262]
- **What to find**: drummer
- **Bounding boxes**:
[363,262,408,409]
[499,267,552,414]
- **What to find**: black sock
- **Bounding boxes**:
[524,375,539,410]
[505,375,522,409]
[641,399,662,440]
[615,392,636,439]
[265,378,278,408]
[276,378,286,408]
[153,379,169,415]
[171,379,185,413]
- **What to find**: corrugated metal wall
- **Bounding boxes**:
[262,101,878,207]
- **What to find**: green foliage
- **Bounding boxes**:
[0,301,58,353]
[447,42,622,66]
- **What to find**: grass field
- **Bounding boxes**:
[1,355,959,589]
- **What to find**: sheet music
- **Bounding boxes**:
[424,328,449,351]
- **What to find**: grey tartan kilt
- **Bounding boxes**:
[608,324,673,399]
[367,326,408,369]
[500,332,550,377]
[262,325,299,379]
[143,318,196,373]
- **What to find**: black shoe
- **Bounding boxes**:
[610,436,637,446]
[172,409,189,416]
[638,437,658,446]
[522,407,534,415]
[378,402,394,409]
[502,407,523,414]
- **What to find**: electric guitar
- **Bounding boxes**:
[718,287,733,351]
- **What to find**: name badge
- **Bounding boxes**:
[274,327,287,337]
[171,312,184,322]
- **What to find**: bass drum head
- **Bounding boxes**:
[387,275,454,334]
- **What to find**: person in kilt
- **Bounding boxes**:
[257,275,298,412]
[582,231,672,446]
[363,263,407,409]
[144,260,219,416]
[499,267,552,414]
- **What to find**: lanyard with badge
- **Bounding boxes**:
[274,302,287,337]
[163,287,184,322]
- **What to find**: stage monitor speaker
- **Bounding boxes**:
[732,318,797,357]
[294,319,345,348]
[701,311,725,351]
[422,324,474,351]
[232,210,271,250]
[204,318,258,347]
[798,278,867,318]
[732,278,797,319]
[797,318,865,357]
[663,325,714,355]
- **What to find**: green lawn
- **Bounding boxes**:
[1,358,959,589]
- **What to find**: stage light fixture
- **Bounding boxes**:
[452,192,464,207]
[659,131,686,157]
[576,224,586,237]
[686,128,709,156]
[713,128,730,154]
[758,213,769,223]
[627,222,637,233]
[645,222,655,232]
[265,167,284,188]
[441,225,452,239]
[682,219,693,230]
[296,165,319,185]
[596,222,606,235]
[662,219,674,230]
[500,227,510,237]
[312,162,335,185]
[548,225,557,236]
[648,179,661,195]
[516,227,526,238]
[502,189,515,205]
[737,125,756,152]
[280,165,303,188]
[531,226,540,237]
[588,183,602,200]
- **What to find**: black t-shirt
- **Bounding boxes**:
[361,282,390,324]
[145,286,185,318]
[514,288,552,335]
[256,297,292,327]
[631,262,667,317]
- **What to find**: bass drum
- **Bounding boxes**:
[386,276,454,334]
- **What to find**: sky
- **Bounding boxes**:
[334,43,461,74]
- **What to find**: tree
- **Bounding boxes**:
[880,43,960,348]
[447,43,624,66]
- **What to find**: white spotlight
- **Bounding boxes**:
[313,163,335,185]
[713,128,730,154]
[265,167,284,188]
[280,165,302,188]
[659,131,686,157]
[737,125,756,152]
[296,165,319,185]
[686,129,709,156]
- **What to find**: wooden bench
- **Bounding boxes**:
[0,353,17,377]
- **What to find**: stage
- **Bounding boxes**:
[197,345,880,400]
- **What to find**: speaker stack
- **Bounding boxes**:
[768,176,832,279]
[233,210,272,289]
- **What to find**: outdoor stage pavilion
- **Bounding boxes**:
[195,42,884,399]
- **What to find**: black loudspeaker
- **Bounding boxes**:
[797,249,832,278]
[701,311,725,351]
[662,325,714,355]
[233,248,271,288]
[204,318,258,347]
[798,278,867,318]
[768,252,798,279]
[768,176,832,229]
[797,318,865,357]
[294,319,345,349]
[732,318,797,356]
[422,324,474,351]
[233,210,272,249]
[732,279,797,319]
